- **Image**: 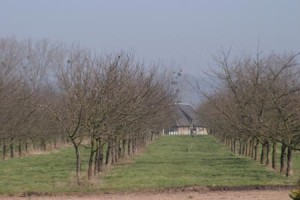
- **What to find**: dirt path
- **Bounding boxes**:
[1,189,293,200]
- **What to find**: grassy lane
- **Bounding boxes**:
[294,151,300,179]
[0,135,298,194]
[101,135,296,192]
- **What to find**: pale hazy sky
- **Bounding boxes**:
[1,0,299,76]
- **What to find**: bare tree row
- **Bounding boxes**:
[198,50,300,177]
[0,37,64,159]
[0,37,176,185]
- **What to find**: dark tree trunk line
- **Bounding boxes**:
[128,138,132,156]
[239,140,243,155]
[233,139,236,154]
[280,143,287,173]
[105,141,112,166]
[286,147,293,177]
[71,139,81,186]
[122,139,127,158]
[260,142,266,164]
[18,140,22,157]
[94,139,104,175]
[87,139,95,180]
[2,143,7,160]
[272,142,277,170]
[10,139,14,158]
[266,141,271,166]
[254,139,259,161]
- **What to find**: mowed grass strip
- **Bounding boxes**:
[101,135,296,191]
[0,147,91,194]
[0,135,298,194]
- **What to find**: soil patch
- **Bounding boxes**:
[0,189,294,200]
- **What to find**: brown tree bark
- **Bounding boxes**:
[111,140,116,165]
[254,139,259,161]
[105,141,112,166]
[71,140,81,186]
[10,140,14,158]
[239,140,243,155]
[242,142,246,155]
[2,143,7,160]
[233,140,236,154]
[272,142,277,170]
[122,139,127,158]
[127,139,132,156]
[260,143,266,164]
[286,147,293,177]
[94,140,103,174]
[266,141,271,166]
[280,143,287,173]
[40,139,46,151]
[87,139,95,180]
[249,139,253,157]
[132,139,136,155]
[18,140,22,157]
[25,140,29,153]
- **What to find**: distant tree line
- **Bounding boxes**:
[198,50,300,177]
[0,36,176,185]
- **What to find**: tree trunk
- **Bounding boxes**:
[94,147,98,175]
[223,136,227,144]
[71,140,81,186]
[272,142,277,170]
[132,138,136,154]
[127,139,132,156]
[2,143,7,160]
[266,141,271,166]
[114,140,119,163]
[280,143,287,173]
[249,139,253,157]
[25,140,29,153]
[260,143,266,164]
[98,145,104,172]
[239,140,242,155]
[105,141,112,166]
[94,140,99,175]
[111,140,116,165]
[122,139,127,158]
[94,141,103,174]
[18,140,22,157]
[233,140,236,154]
[53,138,57,149]
[31,138,36,150]
[75,146,81,185]
[230,138,233,151]
[242,142,246,155]
[40,139,46,151]
[87,139,95,180]
[118,140,121,158]
[286,147,293,177]
[10,140,14,158]
[246,140,250,156]
[251,139,255,158]
[254,139,259,160]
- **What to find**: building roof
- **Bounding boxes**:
[171,103,203,127]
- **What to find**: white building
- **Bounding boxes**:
[166,103,208,135]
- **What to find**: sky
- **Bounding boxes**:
[1,0,300,104]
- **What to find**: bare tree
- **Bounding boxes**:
[198,50,300,177]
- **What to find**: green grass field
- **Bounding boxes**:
[0,135,298,194]
[101,135,297,192]
[0,147,89,194]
